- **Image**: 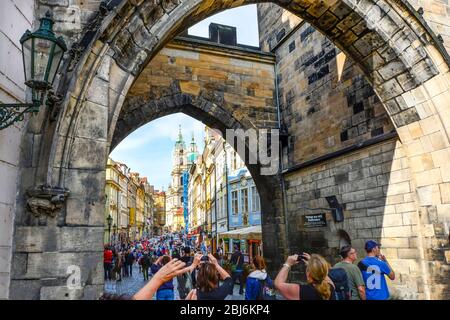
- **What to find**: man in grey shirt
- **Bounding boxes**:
[334,246,366,300]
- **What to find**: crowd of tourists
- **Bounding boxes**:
[102,235,395,301]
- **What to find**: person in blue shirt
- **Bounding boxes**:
[358,240,395,300]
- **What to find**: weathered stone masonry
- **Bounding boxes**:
[258,2,450,299]
[0,0,449,299]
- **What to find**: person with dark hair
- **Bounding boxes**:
[358,240,395,300]
[186,254,233,300]
[151,255,175,300]
[103,245,113,281]
[140,251,151,281]
[125,249,135,277]
[333,246,365,300]
[230,245,245,295]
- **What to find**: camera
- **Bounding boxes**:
[200,255,209,262]
[297,253,306,262]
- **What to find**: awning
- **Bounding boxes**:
[219,225,262,240]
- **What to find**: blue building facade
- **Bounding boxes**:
[227,168,261,229]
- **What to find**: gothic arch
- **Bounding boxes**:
[110,93,280,250]
[11,0,450,299]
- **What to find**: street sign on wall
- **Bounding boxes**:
[302,213,327,228]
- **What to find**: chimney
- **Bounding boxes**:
[209,23,237,46]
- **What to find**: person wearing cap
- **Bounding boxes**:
[358,240,395,300]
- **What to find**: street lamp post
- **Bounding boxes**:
[0,11,67,130]
[106,215,113,244]
[113,223,117,244]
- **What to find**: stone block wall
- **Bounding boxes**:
[257,3,302,51]
[275,22,395,166]
[0,0,35,300]
[284,138,430,299]
[409,0,450,53]
[117,37,277,146]
[257,1,450,299]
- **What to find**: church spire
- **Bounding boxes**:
[175,125,185,148]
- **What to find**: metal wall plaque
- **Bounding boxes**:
[302,213,327,228]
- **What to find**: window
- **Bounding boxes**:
[251,186,260,212]
[231,191,238,216]
[240,188,248,214]
[217,195,222,219]
[180,176,183,185]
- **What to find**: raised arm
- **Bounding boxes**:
[133,258,189,300]
[208,254,230,280]
[274,255,300,300]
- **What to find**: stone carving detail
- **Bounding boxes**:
[27,186,70,218]
[46,89,64,121]
[86,1,109,32]
[67,42,84,72]
[67,0,119,71]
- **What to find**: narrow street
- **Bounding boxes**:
[104,264,247,300]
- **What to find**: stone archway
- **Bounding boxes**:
[10,0,450,299]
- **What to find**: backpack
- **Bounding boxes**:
[257,278,276,300]
[328,268,350,300]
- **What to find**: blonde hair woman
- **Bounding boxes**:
[274,253,335,300]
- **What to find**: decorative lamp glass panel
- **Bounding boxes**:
[48,43,64,85]
[33,37,53,88]
[21,37,33,85]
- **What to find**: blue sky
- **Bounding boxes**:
[188,4,259,46]
[110,5,259,191]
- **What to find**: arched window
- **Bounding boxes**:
[337,229,351,249]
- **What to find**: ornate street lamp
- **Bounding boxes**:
[106,215,113,244]
[0,11,67,130]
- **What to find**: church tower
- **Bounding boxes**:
[166,125,187,232]
[187,132,199,165]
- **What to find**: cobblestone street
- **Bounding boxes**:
[104,265,247,300]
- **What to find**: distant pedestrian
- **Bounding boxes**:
[103,245,113,281]
[230,246,245,295]
[140,251,151,281]
[125,250,135,277]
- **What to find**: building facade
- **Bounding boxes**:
[166,127,199,232]
[187,126,262,254]
[152,190,166,236]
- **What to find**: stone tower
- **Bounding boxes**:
[187,132,199,165]
[166,126,188,232]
